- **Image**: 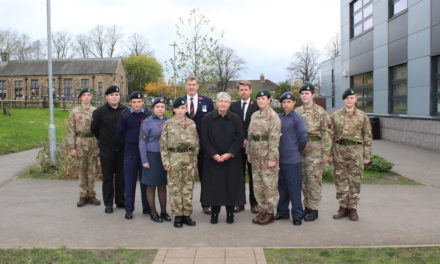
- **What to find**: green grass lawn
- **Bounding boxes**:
[265,247,440,264]
[0,248,157,264]
[0,109,69,154]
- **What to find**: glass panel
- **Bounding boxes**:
[354,11,363,24]
[393,83,407,96]
[364,86,373,97]
[354,24,363,36]
[356,101,364,110]
[363,4,373,17]
[353,0,362,12]
[437,57,440,74]
[364,72,373,84]
[393,0,407,15]
[392,65,407,80]
[363,0,372,4]
[393,96,407,113]
[364,100,373,112]
[437,78,440,93]
[363,17,373,30]
[353,75,364,87]
[437,98,440,113]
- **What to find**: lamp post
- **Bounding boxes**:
[169,42,177,99]
[47,0,56,165]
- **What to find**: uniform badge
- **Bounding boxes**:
[199,97,204,101]
[250,101,254,105]
[137,94,141,98]
[202,104,207,112]
[287,94,291,98]
[158,124,163,129]
[140,118,144,123]
[349,115,354,120]
[77,116,83,120]
[260,92,264,96]
[183,124,188,129]
[181,100,185,104]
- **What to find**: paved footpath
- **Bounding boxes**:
[0,141,440,264]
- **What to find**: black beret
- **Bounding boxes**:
[152,97,166,107]
[279,92,296,102]
[78,88,91,98]
[342,88,356,100]
[105,85,120,95]
[129,91,144,100]
[255,89,271,98]
[173,96,187,109]
[299,83,315,93]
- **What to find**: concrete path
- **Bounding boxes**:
[0,148,39,188]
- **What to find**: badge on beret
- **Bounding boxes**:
[160,98,164,103]
[287,94,291,98]
[181,100,185,104]
[116,88,119,92]
[260,92,264,96]
[137,93,141,98]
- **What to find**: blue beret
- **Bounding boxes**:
[78,88,91,98]
[255,89,271,98]
[342,88,356,100]
[152,97,166,107]
[105,85,120,95]
[129,91,144,100]
[299,83,315,93]
[279,92,296,102]
[173,96,187,108]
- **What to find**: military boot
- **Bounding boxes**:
[304,210,318,221]
[257,213,274,225]
[348,208,359,221]
[174,216,183,228]
[301,207,310,219]
[77,197,87,207]
[88,197,101,206]
[333,207,349,219]
[252,212,264,224]
[182,216,196,226]
[210,212,219,224]
[226,212,234,224]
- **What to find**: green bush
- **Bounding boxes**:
[365,154,394,172]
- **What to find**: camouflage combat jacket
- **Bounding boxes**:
[66,105,98,150]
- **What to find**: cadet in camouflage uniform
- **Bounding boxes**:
[295,83,332,221]
[67,88,101,207]
[160,97,199,228]
[247,89,281,225]
[330,88,372,221]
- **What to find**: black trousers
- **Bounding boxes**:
[198,151,207,207]
[241,148,257,206]
[211,205,234,214]
[100,148,125,207]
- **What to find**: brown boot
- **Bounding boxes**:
[257,213,274,225]
[252,212,264,224]
[333,207,349,219]
[348,208,359,221]
[88,196,101,206]
[77,197,87,207]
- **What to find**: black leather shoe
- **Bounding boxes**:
[182,216,196,226]
[116,204,125,209]
[210,212,218,224]
[202,206,211,215]
[275,214,290,220]
[125,212,133,220]
[174,216,183,228]
[301,208,310,219]
[143,208,151,215]
[150,212,163,223]
[226,213,234,224]
[293,219,302,226]
[160,212,172,221]
[105,207,113,214]
[304,210,318,222]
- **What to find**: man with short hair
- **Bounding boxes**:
[230,80,260,213]
[329,88,372,221]
[91,85,128,214]
[184,77,214,215]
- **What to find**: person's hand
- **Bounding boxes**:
[164,167,171,171]
[328,156,334,163]
[268,160,276,168]
[213,154,223,162]
[363,159,370,164]
[247,155,252,164]
[70,149,77,157]
[142,163,150,168]
[243,139,248,148]
[220,153,232,162]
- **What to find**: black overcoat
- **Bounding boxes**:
[200,110,245,206]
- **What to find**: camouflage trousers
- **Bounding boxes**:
[333,143,364,209]
[76,137,97,198]
[301,141,325,210]
[251,158,279,214]
[168,162,196,216]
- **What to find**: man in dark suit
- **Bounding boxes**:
[184,77,215,214]
[230,80,260,214]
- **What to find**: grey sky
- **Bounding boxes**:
[3,0,340,82]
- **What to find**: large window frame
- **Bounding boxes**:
[351,0,374,38]
[0,80,6,100]
[432,56,440,116]
[389,64,408,114]
[64,79,73,97]
[389,0,407,18]
[351,72,374,112]
[30,79,40,99]
[14,80,23,100]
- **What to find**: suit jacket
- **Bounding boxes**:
[230,99,259,139]
[185,94,215,136]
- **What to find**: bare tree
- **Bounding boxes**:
[127,33,149,55]
[0,29,18,55]
[213,46,246,91]
[30,39,47,59]
[105,25,123,58]
[52,31,72,59]
[90,25,106,58]
[75,34,92,58]
[15,33,33,60]
[326,33,341,58]
[287,43,320,84]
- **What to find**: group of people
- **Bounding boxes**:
[67,76,372,229]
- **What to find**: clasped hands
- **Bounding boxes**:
[212,153,232,163]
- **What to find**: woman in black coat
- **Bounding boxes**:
[201,92,245,224]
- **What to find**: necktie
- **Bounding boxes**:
[241,101,247,121]
[190,97,195,118]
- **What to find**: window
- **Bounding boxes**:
[31,79,39,98]
[0,80,6,100]
[81,79,89,89]
[98,82,103,96]
[432,56,440,116]
[389,64,407,114]
[46,78,56,97]
[390,0,407,17]
[64,79,72,97]
[14,80,23,99]
[351,72,373,112]
[351,0,373,38]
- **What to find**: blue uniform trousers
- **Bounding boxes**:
[124,145,149,213]
[277,162,303,220]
